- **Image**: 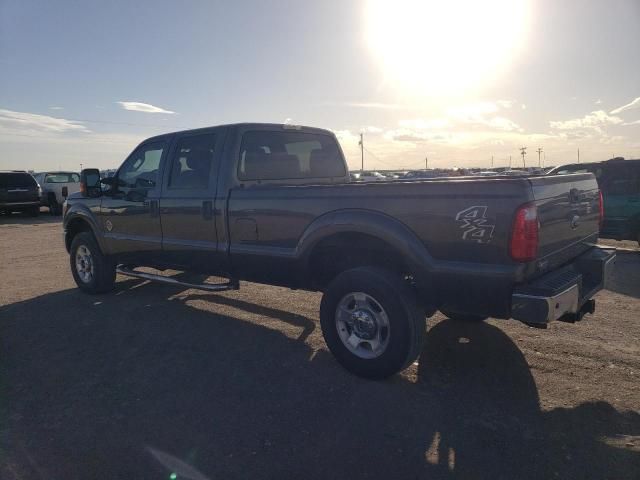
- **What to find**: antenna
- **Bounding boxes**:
[519,147,527,168]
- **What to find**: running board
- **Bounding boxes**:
[116,265,240,292]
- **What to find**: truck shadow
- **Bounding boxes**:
[1,280,638,480]
[606,251,640,299]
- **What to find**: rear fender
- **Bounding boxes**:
[295,209,435,286]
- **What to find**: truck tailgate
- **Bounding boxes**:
[529,173,600,274]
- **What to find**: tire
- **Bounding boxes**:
[70,231,116,294]
[49,198,61,215]
[440,309,488,322]
[320,266,425,379]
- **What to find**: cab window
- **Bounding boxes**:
[168,133,216,190]
[238,131,345,180]
[118,142,164,190]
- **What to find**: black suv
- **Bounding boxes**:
[0,171,41,216]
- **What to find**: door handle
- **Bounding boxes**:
[202,200,213,220]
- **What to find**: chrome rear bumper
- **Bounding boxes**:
[510,247,616,325]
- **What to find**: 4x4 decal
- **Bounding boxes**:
[455,205,495,243]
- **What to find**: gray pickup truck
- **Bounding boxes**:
[63,123,615,378]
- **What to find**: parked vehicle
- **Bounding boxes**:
[63,123,614,379]
[548,158,640,244]
[0,171,41,216]
[358,170,387,181]
[33,171,80,215]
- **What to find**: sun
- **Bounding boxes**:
[365,0,531,97]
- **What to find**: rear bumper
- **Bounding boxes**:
[510,246,616,325]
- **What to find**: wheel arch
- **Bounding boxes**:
[296,209,435,291]
[64,210,105,254]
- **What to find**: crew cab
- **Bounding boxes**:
[63,123,615,379]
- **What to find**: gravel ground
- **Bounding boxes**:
[1,214,639,480]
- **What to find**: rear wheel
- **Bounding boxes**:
[440,309,488,322]
[320,266,425,379]
[49,197,61,215]
[70,232,116,294]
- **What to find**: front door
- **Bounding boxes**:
[100,139,170,262]
[159,129,224,272]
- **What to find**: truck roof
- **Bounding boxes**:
[143,123,335,143]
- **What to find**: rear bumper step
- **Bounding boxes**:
[510,246,615,325]
[116,265,240,292]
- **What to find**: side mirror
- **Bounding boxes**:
[80,169,102,198]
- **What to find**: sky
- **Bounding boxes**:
[1,0,639,172]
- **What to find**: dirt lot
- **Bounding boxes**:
[1,214,639,480]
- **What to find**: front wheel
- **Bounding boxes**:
[70,232,116,294]
[320,266,425,379]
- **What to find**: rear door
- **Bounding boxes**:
[159,128,226,272]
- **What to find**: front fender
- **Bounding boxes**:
[63,202,106,253]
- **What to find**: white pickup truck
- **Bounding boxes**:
[33,171,80,215]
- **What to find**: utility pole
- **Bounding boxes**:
[491,155,494,168]
[80,163,83,171]
[519,146,527,169]
[543,151,546,168]
[509,155,512,168]
[577,148,580,164]
[425,156,428,170]
[536,147,543,168]
[359,133,364,172]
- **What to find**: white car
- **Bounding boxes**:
[358,171,387,182]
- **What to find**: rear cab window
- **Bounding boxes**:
[44,173,80,183]
[0,173,38,189]
[238,130,346,181]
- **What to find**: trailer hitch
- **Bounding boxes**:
[558,299,596,323]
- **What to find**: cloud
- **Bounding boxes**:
[623,119,640,126]
[549,110,623,132]
[595,99,602,105]
[117,101,175,114]
[0,108,90,133]
[610,97,640,115]
[49,106,64,110]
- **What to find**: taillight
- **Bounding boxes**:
[510,203,539,262]
[598,190,604,230]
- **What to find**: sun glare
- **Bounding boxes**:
[366,0,531,97]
